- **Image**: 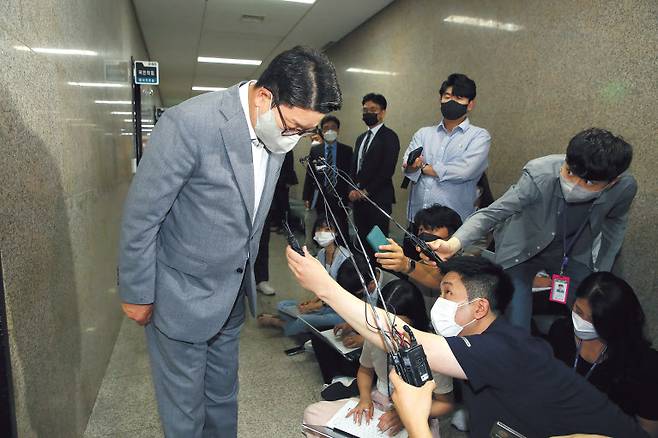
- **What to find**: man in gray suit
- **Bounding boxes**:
[118,46,342,437]
[429,128,636,331]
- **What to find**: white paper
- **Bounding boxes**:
[326,399,408,438]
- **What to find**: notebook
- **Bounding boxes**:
[326,399,408,438]
[297,316,361,361]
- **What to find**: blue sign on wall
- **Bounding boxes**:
[133,61,159,85]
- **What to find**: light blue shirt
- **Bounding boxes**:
[316,246,351,279]
[403,118,491,221]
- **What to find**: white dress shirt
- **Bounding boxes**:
[239,81,269,222]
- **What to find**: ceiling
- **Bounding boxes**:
[132,0,394,107]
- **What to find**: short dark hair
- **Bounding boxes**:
[439,73,476,101]
[575,272,650,363]
[312,216,335,235]
[320,115,340,130]
[379,279,430,331]
[413,205,463,236]
[439,256,513,314]
[256,45,342,113]
[362,93,387,110]
[337,255,375,295]
[565,128,633,182]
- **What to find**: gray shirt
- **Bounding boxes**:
[454,155,637,271]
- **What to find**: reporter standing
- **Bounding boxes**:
[349,93,400,253]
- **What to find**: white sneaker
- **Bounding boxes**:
[256,281,276,296]
[331,376,356,387]
[451,408,469,432]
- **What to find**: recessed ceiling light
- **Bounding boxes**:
[14,46,98,56]
[192,86,228,92]
[68,81,128,88]
[95,100,132,105]
[443,15,523,32]
[282,0,315,4]
[241,14,265,23]
[111,111,133,115]
[197,57,261,66]
[346,67,398,76]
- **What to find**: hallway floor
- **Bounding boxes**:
[84,232,467,437]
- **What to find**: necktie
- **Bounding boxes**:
[358,130,373,172]
[324,145,335,187]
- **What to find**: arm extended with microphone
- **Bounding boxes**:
[298,154,434,387]
[306,155,444,266]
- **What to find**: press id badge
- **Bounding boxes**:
[550,274,570,304]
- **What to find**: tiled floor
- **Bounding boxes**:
[84,232,468,437]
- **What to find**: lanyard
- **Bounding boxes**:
[573,340,607,380]
[559,202,593,275]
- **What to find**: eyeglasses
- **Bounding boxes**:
[274,103,319,137]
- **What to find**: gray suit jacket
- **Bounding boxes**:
[119,84,285,343]
[454,155,637,271]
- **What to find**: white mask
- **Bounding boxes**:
[313,231,335,248]
[559,172,601,204]
[311,140,322,146]
[255,96,301,154]
[323,129,338,143]
[431,297,479,337]
[572,311,598,340]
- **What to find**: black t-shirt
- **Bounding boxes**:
[446,317,647,438]
[549,317,658,421]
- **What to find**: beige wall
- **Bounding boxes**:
[0,1,159,436]
[294,0,657,338]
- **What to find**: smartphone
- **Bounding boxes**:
[284,345,305,356]
[366,225,390,253]
[406,147,423,166]
[489,421,527,438]
[418,232,440,243]
[282,220,304,256]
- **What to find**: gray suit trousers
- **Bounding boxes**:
[146,291,245,438]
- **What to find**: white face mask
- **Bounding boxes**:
[431,297,479,337]
[572,311,598,340]
[311,140,322,146]
[559,171,601,204]
[323,129,338,143]
[255,96,301,154]
[313,231,335,248]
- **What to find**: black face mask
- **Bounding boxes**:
[440,100,468,120]
[362,112,379,127]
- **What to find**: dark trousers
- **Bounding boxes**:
[311,336,360,384]
[353,200,391,260]
[269,186,290,226]
[254,217,271,284]
[505,254,592,332]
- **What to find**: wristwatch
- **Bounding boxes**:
[405,258,416,274]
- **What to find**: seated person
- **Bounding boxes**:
[287,249,649,438]
[402,204,463,260]
[548,272,658,437]
[313,256,400,401]
[258,217,350,336]
[303,279,454,437]
[388,372,611,438]
[376,205,461,291]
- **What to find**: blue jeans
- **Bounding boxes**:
[276,300,344,337]
[505,257,591,332]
